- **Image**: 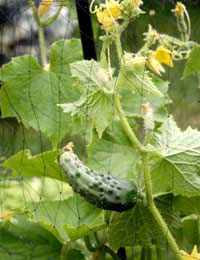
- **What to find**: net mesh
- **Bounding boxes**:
[0,0,200,259]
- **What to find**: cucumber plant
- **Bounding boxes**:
[1,1,200,260]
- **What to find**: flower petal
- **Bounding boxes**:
[153,46,174,68]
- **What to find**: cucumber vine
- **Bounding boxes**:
[1,1,200,259]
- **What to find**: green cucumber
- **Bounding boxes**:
[59,144,139,212]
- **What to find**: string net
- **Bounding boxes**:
[0,0,200,259]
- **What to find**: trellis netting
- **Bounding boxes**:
[0,0,200,259]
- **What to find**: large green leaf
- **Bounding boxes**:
[182,45,200,79]
[70,60,113,93]
[150,116,200,196]
[26,196,105,243]
[116,66,163,97]
[59,89,114,138]
[108,197,180,250]
[0,214,61,260]
[0,39,82,145]
[0,119,51,158]
[50,39,82,75]
[87,121,140,181]
[180,218,199,250]
[0,178,73,213]
[59,59,115,138]
[1,149,64,181]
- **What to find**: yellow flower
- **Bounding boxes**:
[147,56,165,76]
[96,0,121,31]
[38,0,54,17]
[147,46,174,75]
[180,245,200,260]
[172,2,185,17]
[153,46,174,67]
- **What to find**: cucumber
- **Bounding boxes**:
[59,143,139,212]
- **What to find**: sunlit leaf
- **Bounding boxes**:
[59,90,114,138]
[0,39,82,145]
[26,196,105,243]
[87,121,140,181]
[150,116,200,196]
[116,66,163,97]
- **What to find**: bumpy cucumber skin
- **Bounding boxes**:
[59,150,138,212]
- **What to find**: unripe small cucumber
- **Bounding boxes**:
[59,143,139,212]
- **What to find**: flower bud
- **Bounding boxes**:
[143,103,154,131]
[38,0,53,17]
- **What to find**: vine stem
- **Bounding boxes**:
[28,0,47,66]
[142,152,182,260]
[114,94,143,153]
[28,0,41,26]
[28,0,63,67]
[113,94,183,260]
[60,243,68,260]
[115,34,124,65]
[38,27,47,66]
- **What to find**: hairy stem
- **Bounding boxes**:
[142,152,182,260]
[84,236,97,252]
[28,0,41,26]
[28,0,47,66]
[115,34,124,66]
[114,94,143,153]
[60,243,68,260]
[38,27,47,66]
[114,94,182,260]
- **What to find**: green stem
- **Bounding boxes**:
[144,131,153,146]
[115,34,124,66]
[28,0,63,28]
[84,236,97,252]
[100,40,109,68]
[94,232,101,248]
[60,243,68,260]
[28,0,47,66]
[198,215,200,245]
[114,94,182,260]
[142,152,182,260]
[114,94,143,153]
[28,0,41,26]
[38,27,47,66]
[183,5,191,40]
